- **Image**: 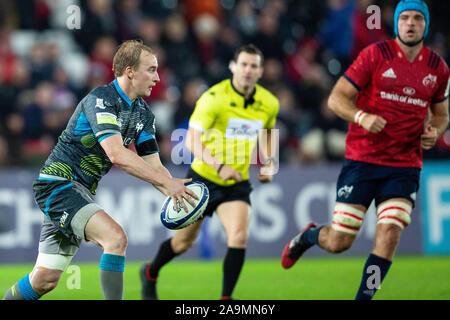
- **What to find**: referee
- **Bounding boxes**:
[140,44,279,300]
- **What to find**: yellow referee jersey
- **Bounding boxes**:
[188,79,279,186]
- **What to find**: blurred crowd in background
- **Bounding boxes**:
[0,0,449,168]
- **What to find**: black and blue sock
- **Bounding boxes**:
[355,253,392,300]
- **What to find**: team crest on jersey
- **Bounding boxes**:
[123,137,134,146]
[422,74,437,88]
[136,122,144,132]
[95,98,106,109]
[338,185,353,199]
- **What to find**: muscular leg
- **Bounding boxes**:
[319,202,366,252]
[3,266,63,300]
[141,219,204,300]
[29,267,63,296]
[282,202,365,269]
[372,223,403,260]
[150,218,204,279]
[171,218,205,254]
[3,220,75,300]
[84,210,128,300]
[216,200,251,299]
[318,226,357,253]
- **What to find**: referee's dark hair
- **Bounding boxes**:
[233,44,264,66]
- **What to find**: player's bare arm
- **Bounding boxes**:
[257,128,277,183]
[100,134,195,211]
[421,99,449,150]
[185,126,241,181]
[143,152,173,178]
[143,152,199,206]
[328,77,387,133]
[143,152,199,201]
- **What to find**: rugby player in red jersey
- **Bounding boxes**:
[281,0,449,300]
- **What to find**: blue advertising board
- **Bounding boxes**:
[421,161,450,254]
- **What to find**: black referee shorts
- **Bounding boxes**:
[186,167,252,217]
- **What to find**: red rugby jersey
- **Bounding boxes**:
[343,39,450,168]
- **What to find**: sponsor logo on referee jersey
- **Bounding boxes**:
[225,118,263,140]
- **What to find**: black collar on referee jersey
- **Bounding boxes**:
[230,79,256,109]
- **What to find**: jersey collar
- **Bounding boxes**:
[230,79,256,108]
[112,79,133,107]
[393,39,427,63]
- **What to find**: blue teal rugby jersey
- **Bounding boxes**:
[38,79,159,194]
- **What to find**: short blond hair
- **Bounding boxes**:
[112,40,154,77]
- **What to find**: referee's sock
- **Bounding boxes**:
[3,274,40,300]
[355,253,392,300]
[222,247,246,299]
[148,238,178,279]
[100,253,125,300]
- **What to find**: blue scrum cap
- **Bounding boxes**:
[394,0,430,38]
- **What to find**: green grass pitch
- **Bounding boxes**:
[1,256,449,300]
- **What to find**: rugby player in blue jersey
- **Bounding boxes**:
[3,40,197,300]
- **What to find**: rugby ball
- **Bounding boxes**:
[160,181,209,230]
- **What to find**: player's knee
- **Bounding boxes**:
[376,223,402,247]
[104,228,128,253]
[172,237,195,254]
[327,204,363,253]
[384,223,402,239]
[228,229,248,247]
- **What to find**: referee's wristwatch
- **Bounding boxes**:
[217,163,225,174]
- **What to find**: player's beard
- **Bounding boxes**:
[397,34,424,47]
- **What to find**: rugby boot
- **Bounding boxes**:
[281,222,318,269]
[140,263,158,300]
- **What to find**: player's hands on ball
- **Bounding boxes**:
[360,113,387,133]
[164,177,199,212]
[421,124,438,150]
[219,165,242,181]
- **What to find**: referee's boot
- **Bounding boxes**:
[140,263,158,300]
[281,222,318,269]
